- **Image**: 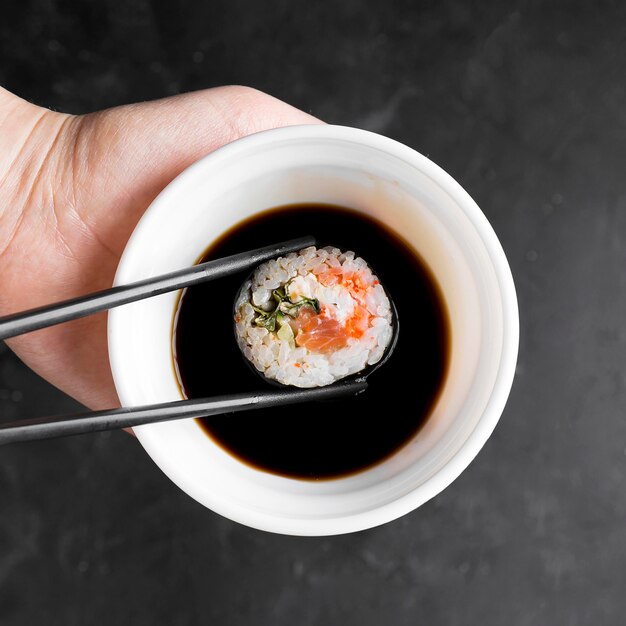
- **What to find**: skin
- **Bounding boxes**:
[0,86,319,410]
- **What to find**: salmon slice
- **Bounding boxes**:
[293,305,370,353]
[293,309,350,353]
[292,266,376,354]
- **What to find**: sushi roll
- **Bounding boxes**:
[234,246,394,388]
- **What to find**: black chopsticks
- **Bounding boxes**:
[0,379,368,444]
[0,236,369,444]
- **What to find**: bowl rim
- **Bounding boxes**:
[108,124,519,536]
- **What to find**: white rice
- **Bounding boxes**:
[234,246,393,388]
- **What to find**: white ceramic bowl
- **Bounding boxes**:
[108,125,519,536]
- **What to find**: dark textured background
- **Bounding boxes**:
[1,1,626,624]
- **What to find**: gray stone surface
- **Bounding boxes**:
[1,1,626,624]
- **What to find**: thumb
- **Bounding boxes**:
[71,85,322,220]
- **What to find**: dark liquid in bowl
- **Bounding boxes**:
[173,204,450,480]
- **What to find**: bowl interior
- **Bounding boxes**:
[108,126,515,535]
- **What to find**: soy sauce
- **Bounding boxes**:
[173,204,450,480]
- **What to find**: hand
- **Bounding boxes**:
[0,86,318,409]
